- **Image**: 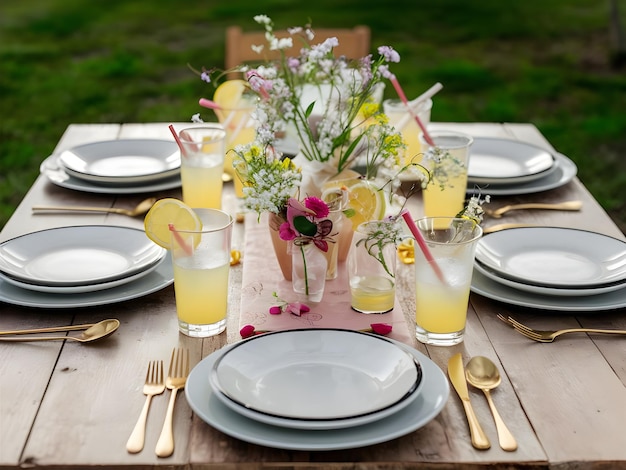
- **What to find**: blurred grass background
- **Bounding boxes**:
[1,0,625,232]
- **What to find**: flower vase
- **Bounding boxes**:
[268,213,292,280]
[292,242,328,302]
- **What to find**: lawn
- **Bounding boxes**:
[1,0,625,232]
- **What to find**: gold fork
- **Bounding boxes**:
[155,348,190,458]
[497,314,626,343]
[484,200,582,218]
[126,360,165,453]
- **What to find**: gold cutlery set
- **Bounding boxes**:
[0,319,120,343]
[127,348,190,457]
[448,353,517,451]
[498,314,626,342]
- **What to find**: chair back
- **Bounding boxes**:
[225,25,371,79]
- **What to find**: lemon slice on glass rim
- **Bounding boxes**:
[143,198,202,250]
[322,175,387,230]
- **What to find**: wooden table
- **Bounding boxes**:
[1,122,625,469]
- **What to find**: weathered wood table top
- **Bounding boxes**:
[1,122,624,469]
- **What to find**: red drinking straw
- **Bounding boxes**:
[390,77,435,147]
[400,210,447,284]
[168,124,188,158]
[168,223,193,256]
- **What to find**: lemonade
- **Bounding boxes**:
[173,257,229,329]
[415,257,470,334]
[422,171,469,218]
[350,275,395,314]
[383,98,432,167]
[180,153,223,209]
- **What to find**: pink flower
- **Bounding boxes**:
[240,324,256,339]
[269,306,282,315]
[278,222,296,241]
[284,302,311,316]
[304,196,329,218]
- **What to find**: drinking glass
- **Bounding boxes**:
[178,125,226,209]
[291,242,328,302]
[348,221,398,314]
[383,98,433,167]
[170,208,234,337]
[419,131,473,218]
[413,217,482,345]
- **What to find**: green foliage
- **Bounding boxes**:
[0,0,625,232]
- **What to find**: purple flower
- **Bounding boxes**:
[378,46,400,63]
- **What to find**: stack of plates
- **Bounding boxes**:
[40,139,182,194]
[0,226,173,308]
[471,227,626,311]
[466,137,578,195]
[185,329,450,450]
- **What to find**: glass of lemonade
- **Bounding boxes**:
[419,131,473,218]
[348,220,399,314]
[170,208,234,337]
[383,98,433,167]
[413,217,482,345]
[178,125,226,209]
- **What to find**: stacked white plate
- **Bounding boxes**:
[40,139,182,194]
[471,227,626,311]
[0,226,172,308]
[185,329,450,450]
[466,137,577,196]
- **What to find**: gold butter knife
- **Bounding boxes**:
[448,353,491,449]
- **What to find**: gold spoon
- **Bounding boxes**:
[0,319,120,343]
[465,356,518,451]
[484,200,582,219]
[32,197,157,217]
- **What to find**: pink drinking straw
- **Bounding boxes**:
[390,77,436,147]
[400,210,447,284]
[168,223,193,256]
[198,98,222,110]
[168,124,188,158]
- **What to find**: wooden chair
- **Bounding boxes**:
[225,25,371,79]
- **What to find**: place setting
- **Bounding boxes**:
[185,328,450,451]
[0,225,173,308]
[40,138,182,194]
[470,226,626,311]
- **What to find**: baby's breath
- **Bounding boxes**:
[422,146,465,190]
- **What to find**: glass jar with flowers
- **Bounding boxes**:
[278,196,336,302]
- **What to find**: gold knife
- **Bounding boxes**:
[447,353,491,449]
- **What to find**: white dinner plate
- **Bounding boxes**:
[186,339,449,451]
[467,137,556,184]
[210,329,420,420]
[0,254,165,294]
[210,329,424,430]
[0,226,166,286]
[466,152,577,196]
[40,154,181,194]
[58,139,180,185]
[471,267,626,311]
[474,261,626,297]
[475,227,626,288]
[0,253,173,308]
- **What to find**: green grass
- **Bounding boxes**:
[1,0,625,232]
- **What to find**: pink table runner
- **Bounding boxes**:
[238,214,413,344]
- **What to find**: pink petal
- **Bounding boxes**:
[370,323,393,335]
[240,324,256,338]
[269,306,282,315]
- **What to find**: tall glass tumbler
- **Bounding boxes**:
[413,217,482,346]
[170,208,234,337]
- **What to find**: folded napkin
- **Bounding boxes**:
[239,214,413,344]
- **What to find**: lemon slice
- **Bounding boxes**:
[345,181,387,230]
[213,79,248,110]
[144,198,202,250]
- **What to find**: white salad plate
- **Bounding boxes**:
[210,329,424,430]
[186,337,449,451]
[0,254,165,294]
[210,329,421,421]
[467,137,556,185]
[475,227,626,288]
[466,152,577,196]
[471,267,626,311]
[0,253,173,308]
[58,139,180,185]
[474,260,626,297]
[40,154,181,194]
[0,226,166,286]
